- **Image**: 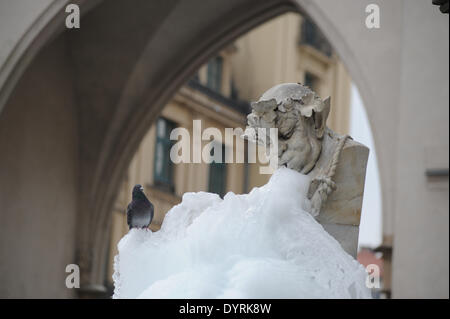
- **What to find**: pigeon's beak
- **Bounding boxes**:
[140,186,144,192]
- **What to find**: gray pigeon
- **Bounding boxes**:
[126,184,154,230]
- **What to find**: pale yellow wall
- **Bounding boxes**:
[328,61,351,134]
[231,13,303,101]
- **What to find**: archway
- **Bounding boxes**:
[0,0,386,296]
[4,0,442,298]
[85,0,391,292]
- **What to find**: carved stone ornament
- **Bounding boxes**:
[243,83,369,256]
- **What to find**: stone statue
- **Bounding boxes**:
[243,83,369,256]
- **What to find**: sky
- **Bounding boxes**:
[349,83,382,249]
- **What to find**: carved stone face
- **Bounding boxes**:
[244,83,331,173]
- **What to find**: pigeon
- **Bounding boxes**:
[126,184,154,230]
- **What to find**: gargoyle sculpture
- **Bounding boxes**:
[243,83,369,255]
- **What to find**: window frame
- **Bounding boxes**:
[208,142,227,198]
[206,56,224,93]
[153,117,177,192]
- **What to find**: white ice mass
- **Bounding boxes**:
[113,167,371,298]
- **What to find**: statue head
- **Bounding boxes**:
[244,83,331,173]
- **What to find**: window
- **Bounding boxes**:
[304,72,319,92]
[300,17,333,57]
[206,56,223,92]
[208,143,227,198]
[153,117,176,191]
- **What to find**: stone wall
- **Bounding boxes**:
[0,35,78,298]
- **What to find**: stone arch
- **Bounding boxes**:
[1,0,393,294]
[0,0,101,115]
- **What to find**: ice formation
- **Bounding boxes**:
[113,167,371,299]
